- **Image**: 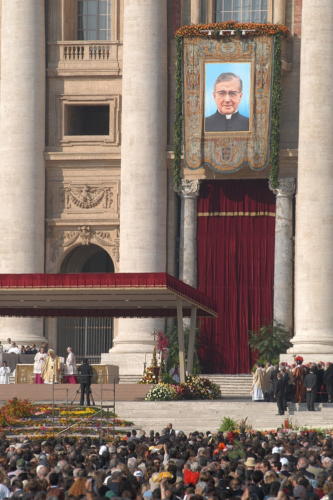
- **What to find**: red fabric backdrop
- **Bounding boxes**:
[197,180,276,374]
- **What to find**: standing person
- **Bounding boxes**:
[3,338,11,352]
[33,346,47,384]
[324,362,333,403]
[251,364,265,401]
[275,372,286,415]
[41,349,62,384]
[292,356,306,403]
[64,346,78,384]
[0,361,11,384]
[304,367,317,411]
[264,362,274,402]
[78,358,93,406]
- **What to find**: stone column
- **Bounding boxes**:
[191,0,201,24]
[102,0,167,376]
[290,0,333,358]
[180,180,200,287]
[273,0,286,24]
[0,0,46,343]
[270,178,295,332]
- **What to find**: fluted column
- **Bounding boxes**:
[102,0,167,375]
[180,180,200,287]
[291,0,333,356]
[270,178,295,332]
[0,0,46,343]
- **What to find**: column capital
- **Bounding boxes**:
[270,177,296,198]
[181,179,200,198]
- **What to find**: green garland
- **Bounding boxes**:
[173,36,183,191]
[173,28,285,189]
[269,34,282,189]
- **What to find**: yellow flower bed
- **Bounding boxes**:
[60,408,96,416]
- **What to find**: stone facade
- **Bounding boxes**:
[1,0,331,373]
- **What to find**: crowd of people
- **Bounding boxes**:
[0,340,39,356]
[251,357,333,413]
[0,424,331,499]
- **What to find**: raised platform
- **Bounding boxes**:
[0,384,152,402]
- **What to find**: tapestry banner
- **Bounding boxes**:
[184,36,274,173]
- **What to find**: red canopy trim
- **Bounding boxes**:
[0,273,217,318]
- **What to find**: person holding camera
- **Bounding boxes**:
[78,358,93,406]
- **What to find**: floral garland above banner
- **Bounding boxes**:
[173,22,289,190]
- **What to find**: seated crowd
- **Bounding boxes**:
[0,425,332,499]
[0,339,39,355]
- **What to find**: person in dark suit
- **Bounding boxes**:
[304,367,317,411]
[205,72,249,132]
[324,362,333,402]
[78,358,93,406]
[275,371,286,415]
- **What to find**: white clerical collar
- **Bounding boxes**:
[225,114,232,120]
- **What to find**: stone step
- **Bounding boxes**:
[119,374,254,396]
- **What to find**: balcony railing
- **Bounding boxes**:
[48,41,122,75]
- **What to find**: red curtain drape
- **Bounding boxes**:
[197,180,276,374]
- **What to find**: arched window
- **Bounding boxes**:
[215,0,268,23]
[77,0,111,40]
[58,244,114,362]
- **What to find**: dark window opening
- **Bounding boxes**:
[65,104,109,135]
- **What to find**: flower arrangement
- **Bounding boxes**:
[176,21,289,39]
[145,383,178,401]
[0,401,134,440]
[145,376,221,401]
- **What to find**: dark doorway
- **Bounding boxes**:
[58,245,114,362]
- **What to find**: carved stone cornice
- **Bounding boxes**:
[269,177,296,198]
[180,179,200,198]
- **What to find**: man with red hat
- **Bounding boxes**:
[292,356,306,403]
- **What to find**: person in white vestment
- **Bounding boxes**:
[33,346,47,384]
[64,346,78,384]
[251,363,265,401]
[0,361,11,384]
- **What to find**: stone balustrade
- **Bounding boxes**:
[48,41,122,76]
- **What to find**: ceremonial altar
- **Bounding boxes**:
[15,364,119,384]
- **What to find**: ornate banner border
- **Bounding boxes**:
[184,36,274,174]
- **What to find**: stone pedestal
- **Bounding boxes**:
[0,0,46,343]
[104,0,167,376]
[290,0,333,356]
[179,180,200,287]
[271,178,295,332]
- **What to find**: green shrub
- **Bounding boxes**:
[219,416,237,432]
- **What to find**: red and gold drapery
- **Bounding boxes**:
[197,180,276,374]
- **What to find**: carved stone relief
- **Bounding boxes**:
[47,181,120,219]
[46,225,120,272]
